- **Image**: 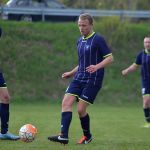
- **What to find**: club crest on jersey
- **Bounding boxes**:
[85,45,90,50]
[142,88,145,95]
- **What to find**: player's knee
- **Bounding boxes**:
[77,108,86,117]
[62,95,75,111]
[1,95,10,103]
[143,98,150,107]
[62,100,72,111]
[143,96,150,108]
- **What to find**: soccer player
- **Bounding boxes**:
[0,27,20,140]
[48,13,113,145]
[122,36,150,128]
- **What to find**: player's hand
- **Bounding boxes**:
[86,65,98,73]
[122,70,128,75]
[62,72,72,79]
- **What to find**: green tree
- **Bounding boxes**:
[137,0,150,10]
[60,0,150,10]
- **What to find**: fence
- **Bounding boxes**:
[0,6,150,21]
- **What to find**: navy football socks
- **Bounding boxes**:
[61,112,72,138]
[144,108,150,122]
[80,113,91,138]
[0,103,9,134]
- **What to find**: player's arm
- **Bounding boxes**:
[122,63,138,76]
[62,66,78,79]
[86,54,113,73]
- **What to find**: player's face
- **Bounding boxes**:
[78,19,93,37]
[144,37,150,50]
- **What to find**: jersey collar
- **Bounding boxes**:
[82,32,95,40]
[145,49,150,54]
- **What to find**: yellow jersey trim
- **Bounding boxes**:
[65,93,93,105]
[133,63,140,66]
[83,32,95,40]
[143,94,150,97]
[103,53,112,58]
[78,98,92,105]
[65,93,79,98]
[145,49,150,54]
[0,87,7,88]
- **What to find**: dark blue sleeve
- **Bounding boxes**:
[135,52,142,65]
[96,35,112,57]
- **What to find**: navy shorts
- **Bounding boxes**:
[66,80,102,104]
[0,73,7,87]
[141,80,150,95]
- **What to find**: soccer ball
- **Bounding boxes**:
[19,124,37,142]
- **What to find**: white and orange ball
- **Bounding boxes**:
[19,124,37,142]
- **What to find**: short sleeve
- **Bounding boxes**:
[135,52,142,65]
[96,35,112,58]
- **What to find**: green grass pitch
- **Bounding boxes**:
[1,102,150,150]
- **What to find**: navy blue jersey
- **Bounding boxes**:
[135,49,150,81]
[0,73,7,87]
[0,27,2,73]
[74,32,112,86]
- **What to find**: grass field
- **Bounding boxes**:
[0,102,150,150]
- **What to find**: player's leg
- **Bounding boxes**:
[0,87,10,134]
[142,81,150,128]
[77,100,92,144]
[77,84,101,144]
[61,94,76,138]
[48,80,82,144]
[0,74,20,140]
[48,94,76,144]
[143,95,150,127]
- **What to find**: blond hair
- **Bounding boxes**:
[78,13,94,25]
[145,36,150,38]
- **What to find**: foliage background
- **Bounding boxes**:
[60,0,150,10]
[0,18,150,104]
[0,1,150,150]
[0,0,150,10]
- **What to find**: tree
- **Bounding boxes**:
[59,0,150,10]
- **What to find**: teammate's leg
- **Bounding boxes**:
[0,88,10,134]
[142,81,150,127]
[0,73,20,140]
[0,89,20,140]
[48,94,76,144]
[143,95,150,127]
